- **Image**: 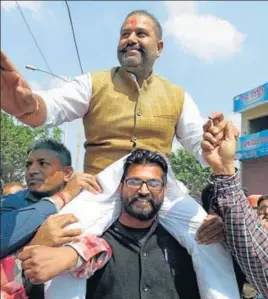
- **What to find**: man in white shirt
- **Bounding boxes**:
[1,9,240,299]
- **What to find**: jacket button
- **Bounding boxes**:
[137,112,141,117]
[143,287,148,292]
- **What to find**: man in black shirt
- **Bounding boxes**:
[86,149,201,299]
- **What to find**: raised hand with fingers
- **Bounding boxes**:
[1,50,36,116]
[201,120,236,175]
[202,112,240,151]
[57,172,103,203]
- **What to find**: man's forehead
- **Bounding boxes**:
[126,164,163,176]
[27,149,60,161]
[122,14,154,30]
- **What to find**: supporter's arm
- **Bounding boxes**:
[1,173,103,258]
[175,92,208,167]
[0,195,57,258]
[19,234,112,283]
[212,171,268,290]
[201,119,268,296]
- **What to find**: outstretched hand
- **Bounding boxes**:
[1,50,36,116]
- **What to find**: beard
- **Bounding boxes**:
[122,193,164,221]
[119,51,143,68]
[117,43,146,69]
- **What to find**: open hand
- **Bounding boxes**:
[1,50,37,117]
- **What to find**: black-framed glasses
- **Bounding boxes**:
[124,178,164,192]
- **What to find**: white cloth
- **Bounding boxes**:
[35,73,207,166]
[44,154,240,299]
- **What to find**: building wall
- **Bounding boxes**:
[241,156,268,194]
[235,84,268,195]
[240,102,268,194]
[241,102,268,134]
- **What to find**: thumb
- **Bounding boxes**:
[225,121,235,141]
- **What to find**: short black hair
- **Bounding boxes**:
[123,10,162,40]
[121,149,168,183]
[27,139,72,167]
[201,184,214,213]
[258,195,268,206]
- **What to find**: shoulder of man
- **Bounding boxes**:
[90,67,119,97]
[153,73,185,105]
[153,73,184,91]
[90,67,119,84]
[1,189,29,209]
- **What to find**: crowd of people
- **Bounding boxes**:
[1,9,267,299]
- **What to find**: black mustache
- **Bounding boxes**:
[130,194,154,205]
[120,44,145,53]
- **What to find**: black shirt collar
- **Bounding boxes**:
[111,217,159,245]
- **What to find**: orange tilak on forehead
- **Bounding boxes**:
[128,16,137,27]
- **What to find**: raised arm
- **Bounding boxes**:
[201,120,268,297]
[211,172,268,297]
[1,50,91,127]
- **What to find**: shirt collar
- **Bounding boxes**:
[113,216,159,238]
[117,67,155,89]
[24,190,40,203]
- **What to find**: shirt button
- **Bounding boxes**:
[143,287,148,292]
[137,112,141,117]
[143,252,147,257]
